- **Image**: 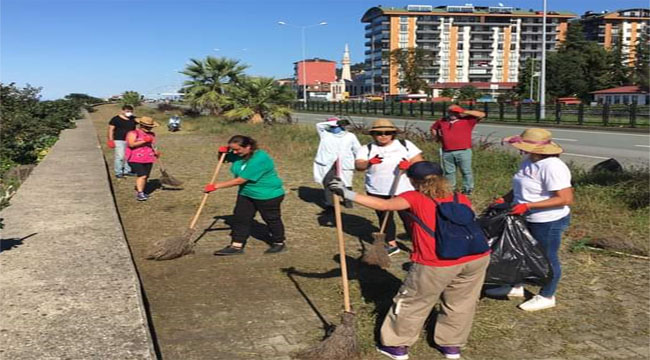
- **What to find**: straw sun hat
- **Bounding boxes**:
[503,128,563,155]
[367,119,402,133]
[136,116,160,128]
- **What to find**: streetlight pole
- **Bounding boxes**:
[278,21,327,104]
[540,0,547,119]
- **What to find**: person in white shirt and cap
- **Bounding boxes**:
[313,117,361,209]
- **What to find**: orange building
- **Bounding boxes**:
[581,8,650,65]
[361,5,575,96]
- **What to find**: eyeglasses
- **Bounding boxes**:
[370,131,396,136]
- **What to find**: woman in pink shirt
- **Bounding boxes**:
[126,117,160,201]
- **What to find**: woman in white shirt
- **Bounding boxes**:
[313,117,361,208]
[355,119,424,256]
[486,128,573,312]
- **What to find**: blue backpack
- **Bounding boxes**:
[405,193,489,259]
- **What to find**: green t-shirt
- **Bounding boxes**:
[227,150,284,200]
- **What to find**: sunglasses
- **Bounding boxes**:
[370,131,396,136]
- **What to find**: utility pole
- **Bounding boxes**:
[540,0,547,119]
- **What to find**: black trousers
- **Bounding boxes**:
[367,192,411,243]
[231,194,285,246]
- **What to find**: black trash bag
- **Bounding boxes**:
[478,206,553,286]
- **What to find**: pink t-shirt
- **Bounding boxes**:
[126,129,157,163]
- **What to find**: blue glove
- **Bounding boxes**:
[328,178,357,201]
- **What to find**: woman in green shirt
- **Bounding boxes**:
[204,135,286,255]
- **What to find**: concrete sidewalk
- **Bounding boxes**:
[0,114,156,359]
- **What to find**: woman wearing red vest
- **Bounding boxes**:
[329,161,490,360]
[126,116,160,201]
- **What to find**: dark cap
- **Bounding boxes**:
[406,161,443,180]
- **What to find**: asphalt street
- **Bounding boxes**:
[292,112,650,169]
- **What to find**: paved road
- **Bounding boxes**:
[293,112,650,169]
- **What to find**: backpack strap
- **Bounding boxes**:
[403,211,436,238]
[399,139,409,152]
[453,192,459,203]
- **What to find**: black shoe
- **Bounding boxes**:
[213,245,244,256]
[462,189,473,195]
[264,243,287,254]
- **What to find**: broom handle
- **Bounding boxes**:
[333,158,351,312]
[157,157,166,172]
[333,193,351,313]
[378,169,404,234]
[189,152,227,229]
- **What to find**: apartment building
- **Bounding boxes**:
[581,8,650,65]
[361,4,575,96]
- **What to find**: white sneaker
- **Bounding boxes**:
[518,295,556,312]
[485,285,524,298]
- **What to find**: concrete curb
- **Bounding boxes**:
[0,114,156,359]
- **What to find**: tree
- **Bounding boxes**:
[633,32,650,90]
[386,47,433,94]
[457,85,481,102]
[222,76,294,124]
[440,88,457,99]
[515,57,539,100]
[545,23,612,101]
[609,33,631,86]
[121,91,141,106]
[181,56,248,115]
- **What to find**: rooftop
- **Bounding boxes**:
[590,85,649,94]
[362,5,576,21]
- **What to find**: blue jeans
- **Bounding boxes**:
[442,149,473,192]
[113,140,131,176]
[527,214,571,297]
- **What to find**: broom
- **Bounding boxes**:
[362,169,404,269]
[297,159,358,360]
[147,152,227,260]
[157,158,183,187]
[296,192,358,360]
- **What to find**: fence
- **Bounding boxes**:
[290,101,650,128]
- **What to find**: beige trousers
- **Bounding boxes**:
[380,255,489,347]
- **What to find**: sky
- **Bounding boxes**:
[2,0,648,100]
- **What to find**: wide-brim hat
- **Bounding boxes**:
[503,128,563,155]
[136,116,160,128]
[367,119,402,133]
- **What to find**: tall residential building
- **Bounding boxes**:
[581,8,650,65]
[361,4,575,96]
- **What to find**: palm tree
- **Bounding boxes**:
[181,56,248,115]
[222,76,294,124]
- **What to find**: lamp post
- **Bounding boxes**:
[540,0,547,119]
[278,21,327,103]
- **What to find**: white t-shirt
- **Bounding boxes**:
[313,122,361,186]
[356,139,422,195]
[512,156,572,223]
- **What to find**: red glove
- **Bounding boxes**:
[510,203,530,215]
[107,140,115,149]
[368,155,383,165]
[204,184,217,193]
[398,159,411,171]
[491,197,505,207]
[142,134,154,143]
[218,145,229,153]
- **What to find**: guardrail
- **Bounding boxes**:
[290,101,650,128]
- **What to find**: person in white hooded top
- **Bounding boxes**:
[313,117,361,209]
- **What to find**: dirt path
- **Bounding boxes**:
[91,105,649,360]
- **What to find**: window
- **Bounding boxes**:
[400,24,408,31]
[458,43,463,50]
[606,95,612,104]
[623,95,629,104]
[400,16,408,23]
[511,44,516,50]
[614,95,621,104]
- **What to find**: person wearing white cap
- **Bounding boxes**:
[313,117,361,209]
[485,128,573,312]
